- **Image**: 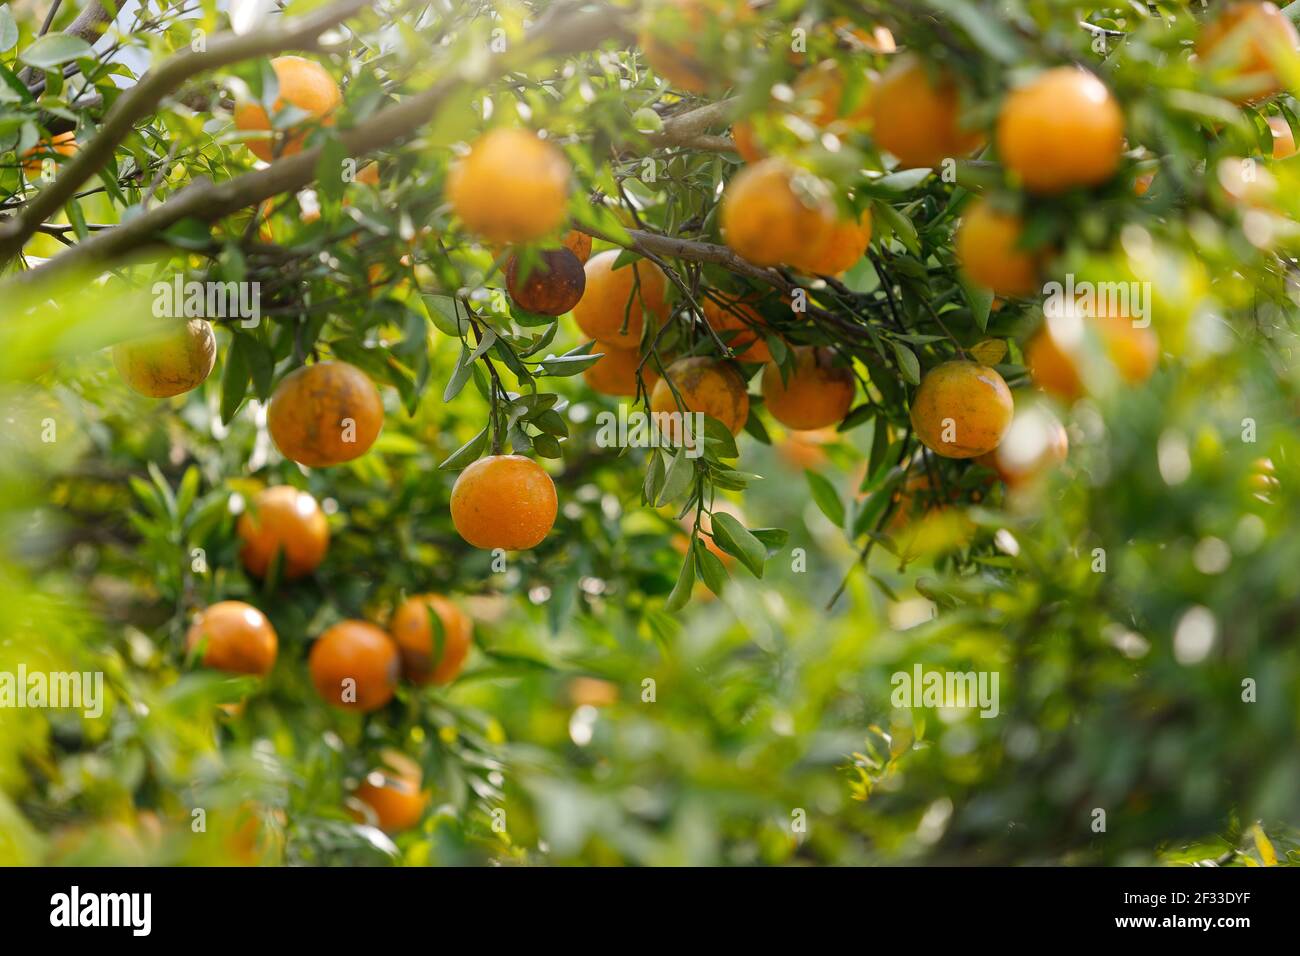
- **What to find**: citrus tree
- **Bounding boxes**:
[1,0,1299,866]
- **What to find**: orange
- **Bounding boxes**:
[975,408,1069,488]
[720,159,836,266]
[1134,171,1156,196]
[1267,115,1296,158]
[112,319,217,398]
[308,620,400,712]
[506,248,586,316]
[572,250,671,347]
[267,361,384,467]
[1027,311,1159,400]
[1197,1,1300,103]
[731,120,765,163]
[791,208,872,276]
[355,162,380,186]
[450,455,558,550]
[868,55,985,169]
[562,229,593,264]
[650,356,750,436]
[1216,155,1278,206]
[996,67,1125,194]
[352,771,427,833]
[761,346,856,430]
[234,56,341,163]
[583,346,660,396]
[185,601,278,677]
[446,128,571,244]
[567,676,619,708]
[638,0,751,93]
[795,60,874,129]
[776,426,838,470]
[236,484,329,579]
[910,360,1014,459]
[1025,323,1084,401]
[955,199,1042,297]
[390,594,473,686]
[701,293,774,362]
[22,131,77,178]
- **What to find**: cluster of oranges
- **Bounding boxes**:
[651,2,1296,498]
[185,482,473,831]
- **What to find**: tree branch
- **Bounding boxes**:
[4,3,633,289]
[19,2,115,88]
[0,0,374,266]
[646,98,739,152]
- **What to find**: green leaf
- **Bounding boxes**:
[0,8,17,53]
[424,295,469,337]
[443,345,473,402]
[439,426,488,470]
[892,341,921,385]
[220,337,251,425]
[20,34,94,69]
[664,551,696,612]
[657,449,694,506]
[532,432,563,459]
[538,353,601,376]
[710,511,766,578]
[694,539,729,596]
[960,276,994,333]
[806,470,845,527]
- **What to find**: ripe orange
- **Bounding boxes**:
[791,209,872,276]
[996,67,1125,194]
[1134,171,1156,196]
[22,131,77,178]
[446,128,571,244]
[267,361,384,467]
[352,771,427,833]
[112,319,217,398]
[567,676,619,708]
[910,360,1014,459]
[390,594,473,686]
[731,120,765,163]
[1025,323,1084,401]
[761,346,856,431]
[355,162,380,186]
[562,229,593,264]
[638,0,751,92]
[1197,1,1300,103]
[650,356,750,436]
[234,56,341,163]
[237,484,329,579]
[720,159,835,266]
[868,55,985,169]
[186,601,278,677]
[506,248,586,315]
[795,60,874,129]
[450,455,558,550]
[955,199,1041,297]
[583,346,660,396]
[1267,115,1296,159]
[572,250,671,347]
[776,426,838,470]
[308,620,400,712]
[701,293,775,362]
[975,408,1069,488]
[1028,311,1159,401]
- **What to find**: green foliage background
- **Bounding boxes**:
[0,0,1298,865]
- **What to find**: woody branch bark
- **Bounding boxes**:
[0,0,375,267]
[4,3,633,289]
